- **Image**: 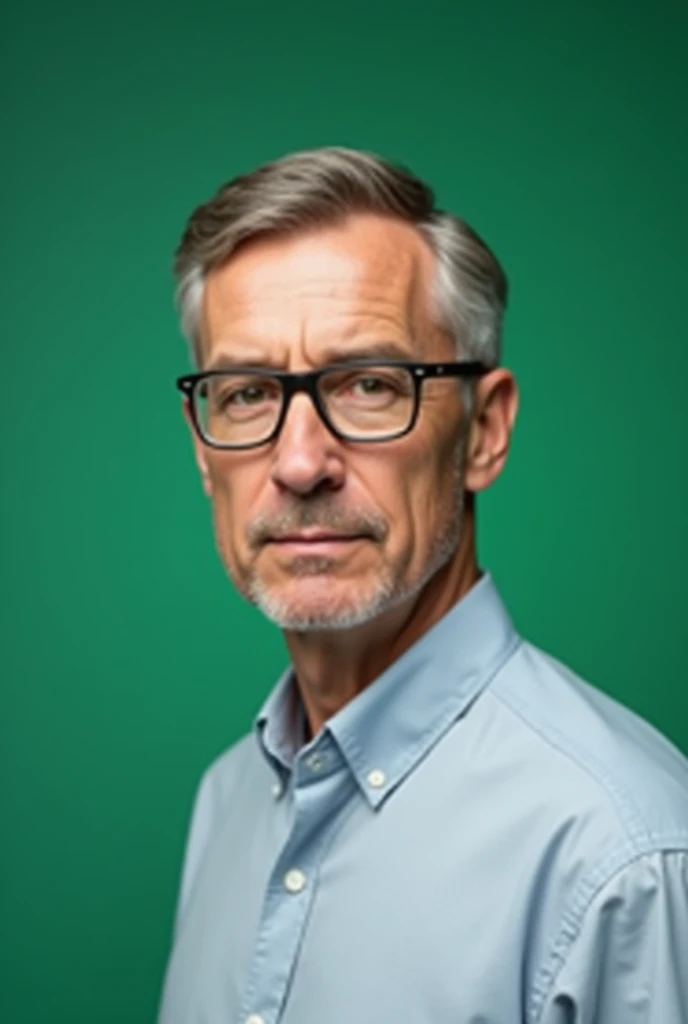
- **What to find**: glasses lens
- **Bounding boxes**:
[319,365,415,439]
[194,373,282,446]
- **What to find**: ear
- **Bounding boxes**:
[181,398,213,497]
[464,369,519,493]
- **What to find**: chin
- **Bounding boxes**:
[245,574,399,632]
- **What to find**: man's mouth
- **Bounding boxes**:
[266,531,368,552]
[270,530,361,541]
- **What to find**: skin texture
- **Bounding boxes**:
[182,212,518,740]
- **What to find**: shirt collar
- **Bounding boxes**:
[254,571,520,808]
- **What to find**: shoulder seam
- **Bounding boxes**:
[492,677,654,846]
[528,844,688,1024]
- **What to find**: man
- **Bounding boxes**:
[159,147,688,1023]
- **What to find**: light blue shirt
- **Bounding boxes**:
[158,572,688,1023]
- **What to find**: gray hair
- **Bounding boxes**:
[173,147,508,371]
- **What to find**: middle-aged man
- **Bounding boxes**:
[158,147,688,1024]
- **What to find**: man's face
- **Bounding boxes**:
[185,213,471,631]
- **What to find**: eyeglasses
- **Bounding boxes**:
[176,358,489,450]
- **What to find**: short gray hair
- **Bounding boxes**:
[173,147,508,370]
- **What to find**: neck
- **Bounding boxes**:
[283,510,480,742]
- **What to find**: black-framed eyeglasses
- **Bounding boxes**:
[176,358,489,450]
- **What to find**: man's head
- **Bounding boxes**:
[175,148,517,632]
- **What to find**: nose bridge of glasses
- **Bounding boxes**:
[278,369,332,435]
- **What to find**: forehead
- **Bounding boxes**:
[199,213,444,362]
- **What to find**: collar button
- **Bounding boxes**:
[305,752,327,772]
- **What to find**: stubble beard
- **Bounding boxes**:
[224,436,469,633]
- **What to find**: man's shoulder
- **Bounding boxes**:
[484,641,688,1022]
[196,730,268,810]
[489,639,688,850]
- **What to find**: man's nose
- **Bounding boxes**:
[270,393,345,496]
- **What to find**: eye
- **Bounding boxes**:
[340,369,410,402]
[225,384,269,405]
[357,375,393,393]
[214,378,280,408]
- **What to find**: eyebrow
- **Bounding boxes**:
[204,340,413,372]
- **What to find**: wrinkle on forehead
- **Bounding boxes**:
[199,213,445,363]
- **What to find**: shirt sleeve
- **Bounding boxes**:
[536,849,688,1024]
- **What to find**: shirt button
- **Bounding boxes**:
[245,1016,265,1024]
[367,769,386,788]
[271,780,283,799]
[305,752,326,772]
[284,868,307,893]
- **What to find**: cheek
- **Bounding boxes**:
[360,446,440,553]
[387,433,462,551]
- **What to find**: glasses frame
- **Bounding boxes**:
[176,358,490,450]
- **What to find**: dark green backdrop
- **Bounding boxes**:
[3,0,687,1021]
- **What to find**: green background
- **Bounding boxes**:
[3,0,687,1020]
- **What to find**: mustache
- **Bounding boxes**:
[246,499,389,548]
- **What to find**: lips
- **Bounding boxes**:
[264,531,368,556]
[269,532,361,543]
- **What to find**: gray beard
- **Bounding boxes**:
[238,437,468,633]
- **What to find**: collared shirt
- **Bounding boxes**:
[158,572,688,1024]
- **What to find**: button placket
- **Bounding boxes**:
[239,753,355,1024]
